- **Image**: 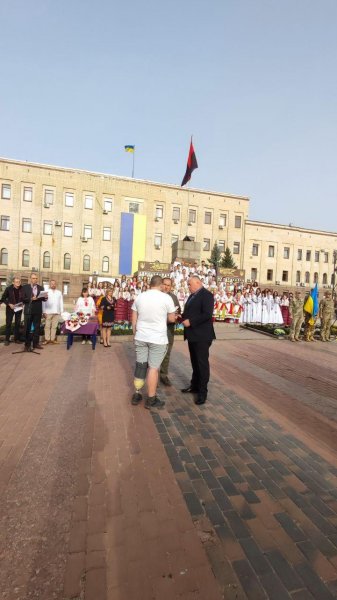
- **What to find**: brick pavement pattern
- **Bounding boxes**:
[0,335,337,599]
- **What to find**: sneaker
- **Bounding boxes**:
[82,340,86,345]
[145,396,165,410]
[131,392,142,405]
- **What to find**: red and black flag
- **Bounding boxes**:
[181,138,198,187]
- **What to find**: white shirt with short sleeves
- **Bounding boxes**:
[132,289,175,345]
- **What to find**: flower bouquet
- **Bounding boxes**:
[65,312,89,332]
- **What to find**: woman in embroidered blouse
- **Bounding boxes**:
[76,287,96,344]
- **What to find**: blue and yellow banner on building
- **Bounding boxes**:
[119,213,147,275]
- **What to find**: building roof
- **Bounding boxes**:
[246,219,337,238]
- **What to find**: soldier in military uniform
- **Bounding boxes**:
[319,291,335,341]
[289,291,304,341]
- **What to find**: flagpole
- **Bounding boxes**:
[132,150,135,178]
[185,135,192,238]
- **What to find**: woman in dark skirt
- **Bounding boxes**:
[100,289,115,347]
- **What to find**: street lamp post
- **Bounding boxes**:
[333,250,337,300]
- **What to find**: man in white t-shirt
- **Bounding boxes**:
[131,275,176,409]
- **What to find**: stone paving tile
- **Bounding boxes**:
[147,339,337,600]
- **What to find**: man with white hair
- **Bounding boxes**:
[181,275,216,405]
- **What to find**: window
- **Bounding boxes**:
[23,186,32,202]
[306,250,311,261]
[267,269,273,281]
[83,255,90,271]
[297,249,302,260]
[172,207,180,221]
[218,240,225,253]
[103,227,111,241]
[296,270,301,283]
[171,235,178,245]
[233,242,240,254]
[313,272,318,283]
[252,244,259,256]
[129,202,139,213]
[63,281,70,295]
[282,270,288,282]
[284,247,290,259]
[188,209,196,223]
[102,256,109,273]
[251,268,257,280]
[64,222,73,237]
[43,220,53,235]
[322,273,328,285]
[43,251,51,269]
[314,251,319,262]
[22,218,32,233]
[1,184,11,199]
[44,189,54,205]
[64,253,71,270]
[203,238,210,251]
[104,198,112,212]
[219,214,227,228]
[155,205,163,219]
[235,215,242,228]
[83,225,92,239]
[324,252,329,263]
[305,271,310,283]
[65,192,74,207]
[154,234,162,248]
[204,211,212,224]
[0,248,8,265]
[0,215,10,231]
[84,195,93,209]
[22,249,30,267]
[268,245,275,258]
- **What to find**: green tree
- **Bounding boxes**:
[221,247,237,269]
[208,243,222,275]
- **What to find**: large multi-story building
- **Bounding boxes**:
[0,157,336,298]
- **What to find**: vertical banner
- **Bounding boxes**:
[119,213,147,275]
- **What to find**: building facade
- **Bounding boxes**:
[0,157,336,298]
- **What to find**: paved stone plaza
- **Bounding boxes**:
[0,331,337,599]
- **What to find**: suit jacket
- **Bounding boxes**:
[182,287,216,342]
[22,284,47,316]
[0,284,24,308]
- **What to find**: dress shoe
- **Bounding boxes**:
[181,386,198,393]
[195,394,207,405]
[131,392,142,405]
[160,376,172,386]
[34,345,44,350]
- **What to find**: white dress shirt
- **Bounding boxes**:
[44,289,64,314]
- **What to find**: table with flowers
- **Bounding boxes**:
[61,313,99,350]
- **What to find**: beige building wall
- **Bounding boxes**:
[0,158,248,297]
[244,220,337,289]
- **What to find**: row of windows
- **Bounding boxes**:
[0,216,113,240]
[250,267,331,285]
[1,184,242,228]
[0,248,111,272]
[252,244,331,263]
[1,184,114,212]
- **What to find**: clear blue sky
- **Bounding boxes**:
[1,0,337,231]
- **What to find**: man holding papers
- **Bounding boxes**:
[22,273,48,351]
[0,276,24,346]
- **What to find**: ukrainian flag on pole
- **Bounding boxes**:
[124,145,135,153]
[304,283,319,325]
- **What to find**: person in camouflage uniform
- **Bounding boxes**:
[289,291,304,341]
[319,291,335,341]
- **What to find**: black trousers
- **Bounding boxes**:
[5,308,22,341]
[188,340,212,396]
[24,313,42,348]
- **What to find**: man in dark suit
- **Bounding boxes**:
[0,276,24,345]
[22,273,48,351]
[181,275,216,405]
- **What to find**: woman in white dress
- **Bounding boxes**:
[252,289,262,323]
[270,292,284,324]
